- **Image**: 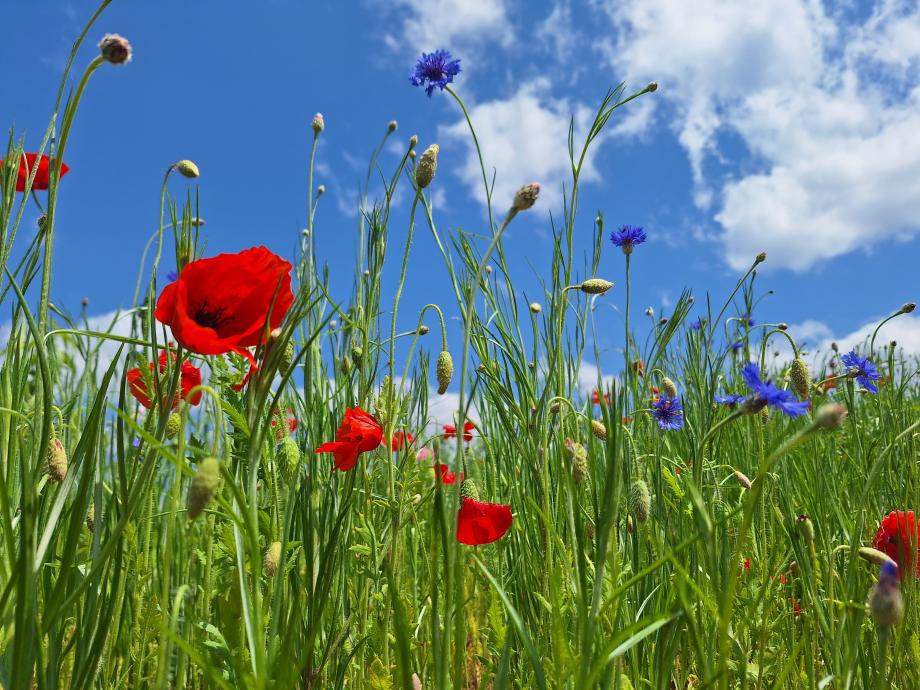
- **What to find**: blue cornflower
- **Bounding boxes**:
[409,50,461,96]
[741,313,756,327]
[841,349,881,393]
[609,225,647,255]
[691,318,706,332]
[651,395,684,430]
[714,393,744,407]
[167,270,179,282]
[730,341,744,351]
[741,363,810,417]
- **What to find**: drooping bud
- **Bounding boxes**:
[869,561,903,627]
[165,413,182,440]
[530,302,542,314]
[629,480,651,524]
[436,350,453,395]
[564,438,589,485]
[387,120,398,133]
[796,515,815,545]
[174,160,200,179]
[311,113,325,134]
[86,504,96,533]
[790,357,811,400]
[511,182,540,211]
[815,403,847,430]
[900,302,916,314]
[187,456,220,519]
[577,278,614,295]
[46,438,68,483]
[99,33,132,64]
[460,479,480,502]
[858,547,897,569]
[590,419,607,441]
[264,541,282,576]
[661,376,678,399]
[279,437,301,481]
[733,470,752,490]
[416,144,439,188]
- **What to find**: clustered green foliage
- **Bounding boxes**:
[0,4,918,689]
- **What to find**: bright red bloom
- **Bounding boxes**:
[433,463,463,484]
[314,407,383,472]
[2,153,70,192]
[872,510,919,578]
[742,557,751,572]
[126,349,202,409]
[270,404,298,440]
[443,420,475,442]
[154,247,294,388]
[592,390,611,405]
[390,431,415,451]
[632,360,645,377]
[457,497,512,545]
[621,416,633,425]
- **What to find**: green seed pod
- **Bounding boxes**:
[351,346,363,370]
[578,278,614,295]
[46,438,68,483]
[460,479,480,502]
[165,413,182,440]
[175,159,200,178]
[340,356,352,376]
[858,547,896,569]
[436,350,453,395]
[264,541,282,576]
[629,480,651,524]
[564,438,589,485]
[416,144,439,188]
[590,419,607,442]
[279,437,301,481]
[790,357,810,400]
[661,376,678,399]
[187,457,220,520]
[86,504,96,533]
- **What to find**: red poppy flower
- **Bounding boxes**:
[154,246,294,388]
[2,153,70,192]
[443,420,475,442]
[632,360,645,377]
[621,416,633,425]
[592,390,611,405]
[457,497,512,545]
[126,349,202,409]
[314,407,383,472]
[433,463,463,484]
[390,430,415,452]
[742,557,751,572]
[791,596,803,616]
[872,510,919,578]
[270,405,298,440]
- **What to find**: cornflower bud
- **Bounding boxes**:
[99,33,132,64]
[416,144,439,188]
[387,120,398,133]
[900,302,916,314]
[311,113,325,134]
[511,182,540,211]
[646,81,658,92]
[755,251,767,264]
[869,561,903,627]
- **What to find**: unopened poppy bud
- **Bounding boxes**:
[174,160,199,178]
[869,561,903,627]
[646,81,658,92]
[46,438,68,483]
[564,438,589,485]
[900,302,915,314]
[86,504,96,533]
[351,346,363,368]
[460,479,480,502]
[796,515,815,545]
[417,325,429,336]
[733,470,752,490]
[316,184,326,197]
[512,182,540,211]
[755,251,767,264]
[530,302,542,314]
[630,480,651,524]
[590,419,607,441]
[187,457,220,519]
[790,357,810,400]
[279,437,301,481]
[815,403,847,429]
[416,144,439,188]
[165,412,182,440]
[311,113,325,134]
[80,296,89,308]
[858,547,897,569]
[661,376,678,399]
[577,278,614,295]
[436,350,453,394]
[302,228,310,237]
[340,356,352,375]
[99,33,132,64]
[264,541,282,576]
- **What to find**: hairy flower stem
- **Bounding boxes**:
[624,253,632,402]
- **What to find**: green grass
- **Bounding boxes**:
[0,4,917,688]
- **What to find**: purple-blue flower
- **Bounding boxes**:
[691,318,706,332]
[609,225,647,254]
[409,50,461,96]
[167,270,179,282]
[741,363,810,417]
[841,349,881,393]
[730,341,744,351]
[714,393,744,407]
[651,395,684,430]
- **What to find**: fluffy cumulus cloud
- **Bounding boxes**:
[384,0,512,54]
[601,0,920,271]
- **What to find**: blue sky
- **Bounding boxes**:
[3,0,919,384]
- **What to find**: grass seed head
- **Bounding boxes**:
[46,438,68,483]
[264,541,282,577]
[165,412,182,440]
[590,419,607,441]
[460,479,480,502]
[630,480,651,524]
[661,376,678,399]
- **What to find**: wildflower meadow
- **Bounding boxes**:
[1,4,918,689]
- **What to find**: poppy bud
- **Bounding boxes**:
[316,184,326,197]
[46,438,68,483]
[590,419,607,441]
[173,160,199,179]
[165,412,182,440]
[564,438,589,485]
[279,437,301,481]
[901,302,915,314]
[733,470,752,490]
[416,144,439,188]
[646,81,658,92]
[311,113,325,134]
[86,504,96,533]
[98,33,132,64]
[815,403,847,430]
[869,561,903,627]
[418,325,429,335]
[577,278,614,295]
[460,479,480,502]
[858,547,897,569]
[661,376,678,399]
[790,357,810,400]
[264,541,282,576]
[187,457,220,519]
[512,182,540,211]
[755,251,767,264]
[630,480,650,524]
[796,515,815,545]
[436,350,453,395]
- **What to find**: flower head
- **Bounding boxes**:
[740,363,810,417]
[651,395,684,430]
[609,225,647,254]
[433,463,463,485]
[714,393,745,407]
[870,560,904,626]
[841,349,881,393]
[99,33,132,64]
[691,318,706,332]
[443,420,474,442]
[126,349,202,410]
[314,407,383,472]
[457,497,512,545]
[390,430,415,452]
[592,390,611,405]
[409,50,461,96]
[872,510,919,578]
[2,153,70,192]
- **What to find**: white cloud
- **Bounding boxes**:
[779,314,920,368]
[385,0,513,54]
[601,0,920,272]
[537,1,578,63]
